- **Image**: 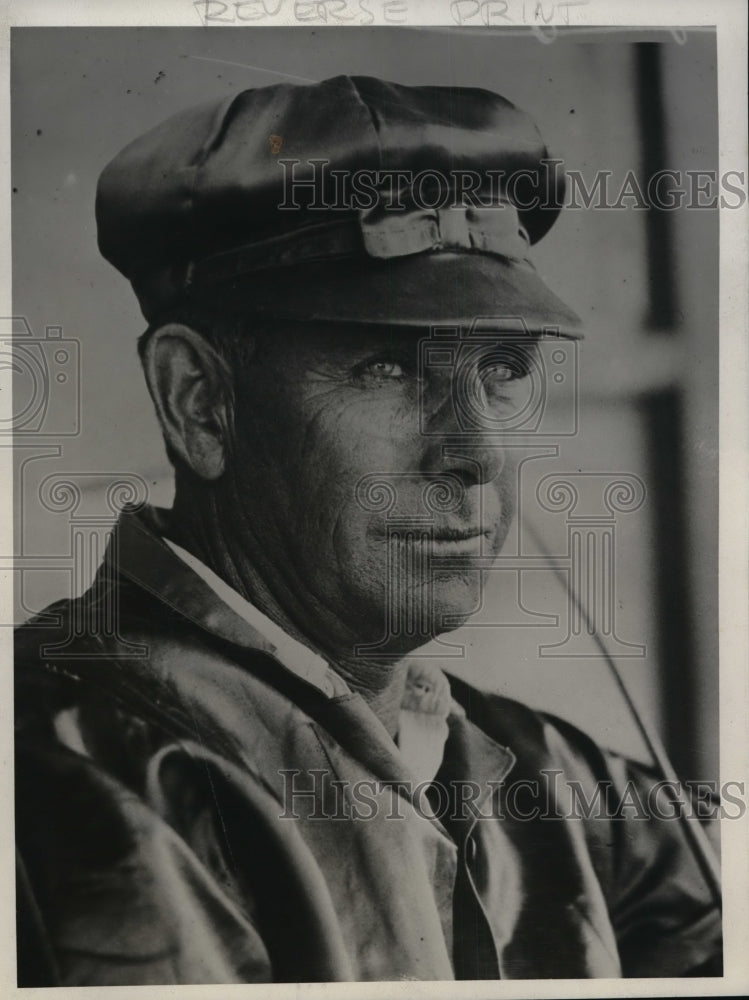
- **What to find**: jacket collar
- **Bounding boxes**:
[433,710,517,840]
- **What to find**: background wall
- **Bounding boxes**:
[9,27,719,779]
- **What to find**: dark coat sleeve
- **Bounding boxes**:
[571,741,723,977]
[543,720,720,974]
[448,676,723,977]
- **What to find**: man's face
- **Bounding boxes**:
[230,322,536,656]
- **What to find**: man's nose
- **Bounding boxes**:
[419,384,505,487]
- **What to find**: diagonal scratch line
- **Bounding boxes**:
[185,55,317,83]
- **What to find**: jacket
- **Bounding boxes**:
[14,507,722,984]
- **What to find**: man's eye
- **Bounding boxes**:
[483,363,516,383]
[475,359,527,409]
[479,362,524,396]
[354,356,412,383]
[368,360,404,378]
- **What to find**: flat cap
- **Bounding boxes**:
[96,75,581,334]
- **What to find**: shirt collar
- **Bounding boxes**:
[162,536,350,698]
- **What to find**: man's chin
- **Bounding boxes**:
[338,571,479,656]
[429,570,483,631]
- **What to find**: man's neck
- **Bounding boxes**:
[164,494,408,738]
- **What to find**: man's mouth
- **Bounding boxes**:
[430,525,489,542]
[428,525,495,556]
[370,522,496,552]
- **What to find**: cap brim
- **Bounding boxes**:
[204,252,583,338]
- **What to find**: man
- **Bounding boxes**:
[15,75,721,984]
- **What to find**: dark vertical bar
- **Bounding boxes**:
[635,43,678,331]
[641,388,698,780]
[636,42,707,780]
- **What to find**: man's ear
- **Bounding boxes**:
[141,324,233,480]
